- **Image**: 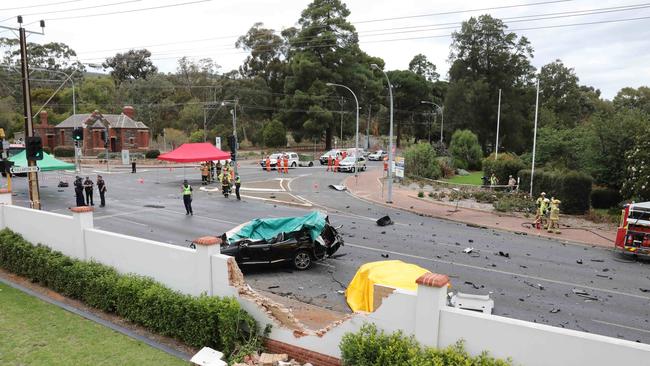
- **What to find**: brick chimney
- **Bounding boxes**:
[39,110,48,126]
[122,105,135,119]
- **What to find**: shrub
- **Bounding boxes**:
[0,229,262,363]
[482,153,526,186]
[449,129,483,170]
[340,323,511,366]
[417,191,424,198]
[404,142,441,180]
[42,146,52,154]
[53,146,75,157]
[591,188,622,209]
[145,149,160,159]
[518,169,592,214]
[263,120,288,148]
[494,193,536,213]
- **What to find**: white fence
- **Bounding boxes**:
[1,197,649,366]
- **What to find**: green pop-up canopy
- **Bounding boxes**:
[9,150,75,171]
[227,211,328,243]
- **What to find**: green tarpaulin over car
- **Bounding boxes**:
[228,211,328,243]
[9,150,75,172]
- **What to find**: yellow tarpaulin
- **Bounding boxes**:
[345,260,431,312]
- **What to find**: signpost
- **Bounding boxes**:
[394,156,405,179]
[10,166,40,174]
[215,137,221,150]
[121,149,130,165]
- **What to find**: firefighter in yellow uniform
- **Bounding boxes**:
[535,192,547,229]
[547,198,561,234]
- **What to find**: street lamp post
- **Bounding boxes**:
[326,82,359,175]
[221,99,239,175]
[371,64,394,203]
[420,100,444,144]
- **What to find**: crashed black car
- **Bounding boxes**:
[220,211,343,270]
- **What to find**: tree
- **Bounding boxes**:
[163,128,188,149]
[103,49,158,85]
[385,70,432,146]
[263,120,287,147]
[236,23,286,93]
[408,54,439,82]
[189,130,204,143]
[281,0,382,149]
[404,142,441,179]
[446,15,535,153]
[538,60,580,126]
[613,86,650,115]
[448,129,483,170]
[621,126,650,201]
[0,38,85,76]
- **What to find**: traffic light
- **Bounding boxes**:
[73,127,84,142]
[0,160,13,173]
[26,136,43,161]
[230,152,236,162]
[228,135,237,153]
[101,130,107,141]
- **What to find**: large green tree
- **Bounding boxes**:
[408,54,439,82]
[446,15,535,153]
[103,49,158,85]
[281,0,382,149]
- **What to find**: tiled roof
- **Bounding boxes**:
[55,113,148,129]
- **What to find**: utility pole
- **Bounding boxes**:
[495,88,502,160]
[530,78,540,196]
[339,97,344,144]
[11,17,46,210]
[366,105,371,150]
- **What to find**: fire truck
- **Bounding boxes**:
[615,202,650,257]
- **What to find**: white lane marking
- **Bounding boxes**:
[157,208,239,225]
[94,208,154,220]
[241,188,284,192]
[240,194,312,207]
[344,241,650,301]
[591,319,650,334]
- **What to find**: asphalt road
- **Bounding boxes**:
[6,160,650,343]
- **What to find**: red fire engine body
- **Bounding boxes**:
[615,202,650,257]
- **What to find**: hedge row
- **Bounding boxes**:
[53,146,75,157]
[340,323,511,366]
[145,149,161,159]
[482,153,526,186]
[0,229,261,362]
[591,188,622,209]
[518,169,592,214]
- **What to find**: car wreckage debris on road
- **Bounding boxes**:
[219,211,344,270]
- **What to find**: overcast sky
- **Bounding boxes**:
[2,0,649,99]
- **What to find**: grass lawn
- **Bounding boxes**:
[443,171,483,185]
[0,282,186,366]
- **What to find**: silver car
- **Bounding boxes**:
[338,156,367,173]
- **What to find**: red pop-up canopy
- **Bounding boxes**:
[157,142,230,163]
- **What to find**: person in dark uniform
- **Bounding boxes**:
[83,176,94,206]
[97,175,107,207]
[235,175,241,201]
[74,176,85,206]
[182,180,193,215]
[131,159,137,173]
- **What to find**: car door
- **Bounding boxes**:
[238,241,272,264]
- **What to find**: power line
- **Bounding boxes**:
[0,0,142,23]
[0,0,83,12]
[44,0,212,21]
[352,0,573,23]
[69,2,650,62]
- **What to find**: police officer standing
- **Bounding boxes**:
[97,175,107,207]
[74,176,85,206]
[182,180,193,215]
[235,175,241,201]
[83,176,94,206]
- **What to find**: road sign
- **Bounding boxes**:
[215,137,221,150]
[10,166,40,174]
[394,156,405,178]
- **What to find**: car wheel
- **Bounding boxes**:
[351,167,355,173]
[291,162,297,168]
[320,161,325,165]
[308,161,314,167]
[293,250,312,270]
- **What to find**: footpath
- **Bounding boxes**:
[344,168,616,248]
